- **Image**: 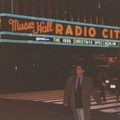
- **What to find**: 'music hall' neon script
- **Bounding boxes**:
[7,18,120,40]
[8,19,53,34]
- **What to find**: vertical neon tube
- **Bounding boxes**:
[11,0,14,14]
[1,0,3,12]
[98,0,101,9]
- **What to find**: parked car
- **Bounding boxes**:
[105,78,117,93]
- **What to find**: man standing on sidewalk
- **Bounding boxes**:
[64,64,102,120]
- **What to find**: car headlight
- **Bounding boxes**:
[105,80,110,84]
[110,84,116,88]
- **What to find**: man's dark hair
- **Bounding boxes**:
[75,63,85,70]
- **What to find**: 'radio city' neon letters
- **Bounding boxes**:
[102,28,120,39]
[55,23,96,38]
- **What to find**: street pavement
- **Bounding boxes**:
[0,90,120,120]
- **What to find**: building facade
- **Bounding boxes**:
[0,0,120,93]
[1,0,120,26]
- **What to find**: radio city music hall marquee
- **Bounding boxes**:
[0,14,120,47]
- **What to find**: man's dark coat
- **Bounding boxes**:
[64,75,102,120]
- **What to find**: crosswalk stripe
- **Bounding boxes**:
[91,102,120,110]
[54,102,63,104]
[91,99,118,105]
[91,95,116,101]
[100,107,120,113]
[43,99,63,102]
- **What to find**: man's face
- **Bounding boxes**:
[76,66,84,76]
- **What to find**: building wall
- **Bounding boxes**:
[0,0,120,26]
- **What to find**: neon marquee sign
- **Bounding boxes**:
[0,13,120,48]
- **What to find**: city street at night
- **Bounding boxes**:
[1,0,120,120]
[0,90,119,120]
